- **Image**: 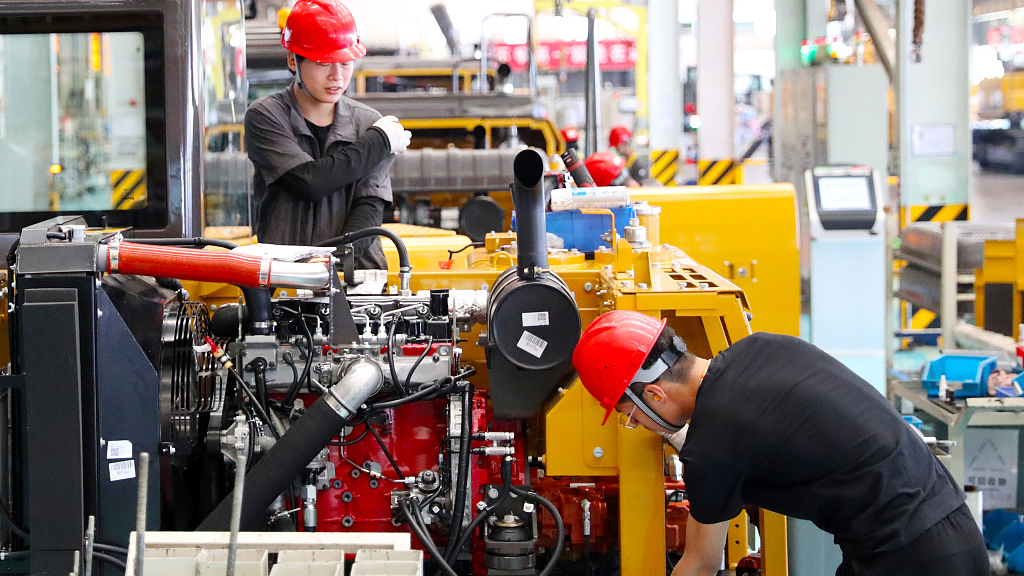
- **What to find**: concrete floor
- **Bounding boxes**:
[972,165,1024,224]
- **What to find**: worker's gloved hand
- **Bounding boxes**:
[372,115,412,154]
[658,424,688,451]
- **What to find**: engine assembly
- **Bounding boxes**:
[0,148,759,576]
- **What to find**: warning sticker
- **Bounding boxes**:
[522,312,550,327]
[109,460,136,482]
[106,440,132,460]
[517,331,548,358]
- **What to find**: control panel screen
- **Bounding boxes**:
[816,176,874,211]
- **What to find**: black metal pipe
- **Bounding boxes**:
[511,149,549,280]
[584,8,601,157]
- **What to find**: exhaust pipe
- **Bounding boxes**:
[511,149,548,280]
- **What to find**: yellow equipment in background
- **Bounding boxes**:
[975,219,1024,339]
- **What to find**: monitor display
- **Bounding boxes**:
[816,176,874,211]
[0,12,166,232]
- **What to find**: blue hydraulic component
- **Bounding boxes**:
[512,205,637,253]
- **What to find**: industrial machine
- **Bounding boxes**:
[0,3,798,576]
[974,71,1024,172]
[0,149,790,576]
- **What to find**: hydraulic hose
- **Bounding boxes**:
[510,486,564,576]
[448,456,512,560]
[560,148,595,188]
[198,359,382,531]
[442,385,474,563]
[399,499,458,576]
[313,227,412,292]
[100,241,331,290]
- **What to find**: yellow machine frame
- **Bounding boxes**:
[976,219,1024,339]
[353,66,491,95]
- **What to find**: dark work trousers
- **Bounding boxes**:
[835,503,988,576]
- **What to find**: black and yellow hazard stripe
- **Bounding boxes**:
[901,204,969,223]
[649,150,678,185]
[911,308,938,330]
[110,169,147,210]
[697,159,741,186]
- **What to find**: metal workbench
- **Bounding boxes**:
[889,379,1024,486]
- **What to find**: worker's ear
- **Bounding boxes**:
[287,53,297,73]
[644,383,667,404]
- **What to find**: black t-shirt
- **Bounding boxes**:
[680,333,964,559]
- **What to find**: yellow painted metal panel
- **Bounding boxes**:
[543,381,618,476]
[760,511,789,576]
[726,510,750,568]
[631,186,800,336]
[617,424,667,576]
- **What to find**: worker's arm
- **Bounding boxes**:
[670,517,729,576]
[339,196,387,267]
[274,130,391,201]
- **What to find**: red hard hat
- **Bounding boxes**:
[583,151,628,187]
[561,127,579,143]
[609,125,632,148]
[282,0,366,64]
[572,311,667,425]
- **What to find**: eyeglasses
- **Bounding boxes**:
[618,404,639,429]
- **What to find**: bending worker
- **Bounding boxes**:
[245,0,411,268]
[572,310,987,576]
[584,151,640,188]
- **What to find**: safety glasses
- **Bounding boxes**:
[618,404,639,429]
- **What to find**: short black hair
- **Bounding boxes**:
[620,324,694,403]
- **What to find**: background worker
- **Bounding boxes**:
[245,0,411,268]
[608,125,650,183]
[561,126,580,151]
[572,310,988,576]
[583,151,640,187]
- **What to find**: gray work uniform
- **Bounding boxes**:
[245,85,393,269]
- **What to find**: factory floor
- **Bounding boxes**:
[972,165,1024,224]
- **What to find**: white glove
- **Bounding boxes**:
[372,115,412,154]
[658,424,688,451]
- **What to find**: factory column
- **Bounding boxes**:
[647,0,681,186]
[898,0,971,224]
[772,0,805,181]
[696,0,736,185]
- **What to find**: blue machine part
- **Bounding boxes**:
[512,205,637,253]
[921,355,997,398]
[902,415,923,429]
[985,510,1023,549]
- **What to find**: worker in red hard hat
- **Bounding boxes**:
[583,151,640,187]
[608,125,650,184]
[245,0,411,268]
[572,311,986,576]
[560,127,580,151]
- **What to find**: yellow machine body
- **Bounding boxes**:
[976,219,1024,339]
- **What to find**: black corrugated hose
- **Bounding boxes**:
[441,385,474,563]
[447,456,512,560]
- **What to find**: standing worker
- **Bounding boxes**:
[245,0,411,268]
[572,310,988,576]
[609,125,650,184]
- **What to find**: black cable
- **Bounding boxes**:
[448,456,512,561]
[584,534,592,576]
[509,487,564,576]
[0,495,28,541]
[93,551,127,572]
[366,419,404,479]
[399,499,457,576]
[446,242,483,260]
[249,358,269,412]
[94,543,129,556]
[228,369,281,440]
[328,422,370,447]
[369,379,447,411]
[314,227,411,273]
[405,337,434,393]
[442,385,474,563]
[128,237,239,250]
[386,319,408,397]
[282,321,314,407]
[282,352,299,394]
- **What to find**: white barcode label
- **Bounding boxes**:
[522,312,550,327]
[109,460,136,482]
[517,331,548,358]
[106,440,132,460]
